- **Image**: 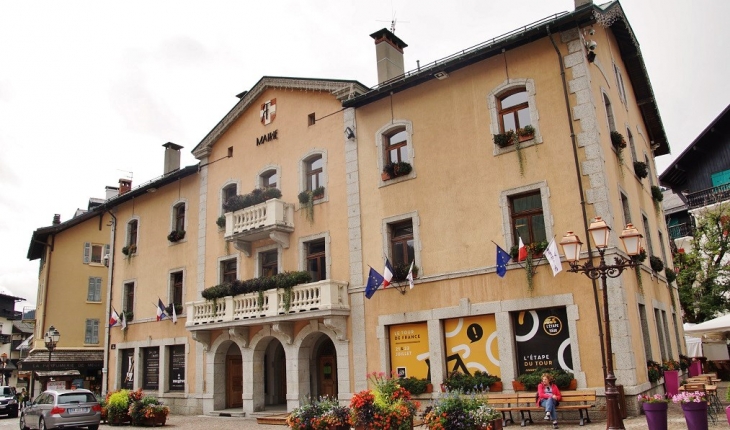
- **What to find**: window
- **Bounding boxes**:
[498,89,531,133]
[142,347,159,390]
[627,128,637,164]
[621,192,632,227]
[222,183,237,213]
[645,154,654,186]
[603,93,616,132]
[642,215,654,260]
[390,220,415,266]
[123,282,135,314]
[385,128,408,164]
[169,345,185,391]
[84,319,99,344]
[308,113,316,126]
[121,349,134,389]
[654,308,667,360]
[83,243,108,264]
[614,64,627,105]
[221,259,237,284]
[261,170,278,189]
[87,277,102,302]
[305,155,323,192]
[306,239,326,282]
[261,250,278,277]
[638,304,652,361]
[227,146,233,157]
[128,220,138,247]
[658,230,668,269]
[510,191,546,245]
[170,271,183,307]
[174,203,185,232]
[661,310,673,357]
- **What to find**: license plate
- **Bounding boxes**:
[67,408,89,414]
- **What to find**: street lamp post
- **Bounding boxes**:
[559,217,643,430]
[44,326,60,365]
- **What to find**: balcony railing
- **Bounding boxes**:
[686,183,730,209]
[224,198,295,256]
[186,279,349,327]
[668,223,694,240]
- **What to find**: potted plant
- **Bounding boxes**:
[224,187,282,213]
[650,256,665,273]
[287,396,351,430]
[647,360,663,384]
[493,130,518,148]
[443,371,500,393]
[122,244,137,256]
[397,377,431,395]
[610,131,627,150]
[514,368,574,391]
[423,390,502,430]
[662,359,680,397]
[167,229,186,242]
[391,263,419,283]
[216,215,226,229]
[633,161,649,179]
[637,393,670,430]
[165,303,183,316]
[129,394,169,426]
[517,124,535,141]
[651,185,664,203]
[106,389,132,426]
[382,161,413,180]
[349,371,420,430]
[672,391,708,430]
[123,310,134,323]
[665,268,677,283]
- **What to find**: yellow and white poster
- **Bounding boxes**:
[389,322,430,379]
[444,314,500,377]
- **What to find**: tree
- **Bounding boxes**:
[675,203,730,323]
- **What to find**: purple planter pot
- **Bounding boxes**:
[664,370,679,397]
[681,401,709,430]
[642,402,668,430]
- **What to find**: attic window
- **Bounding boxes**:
[228,147,233,157]
[308,113,316,126]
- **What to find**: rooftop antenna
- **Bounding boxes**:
[376,2,408,33]
[117,169,133,180]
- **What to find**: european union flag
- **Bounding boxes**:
[365,267,385,299]
[496,245,511,278]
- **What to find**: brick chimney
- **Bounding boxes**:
[52,214,61,225]
[119,179,132,195]
[575,0,593,8]
[370,28,408,85]
[163,142,184,175]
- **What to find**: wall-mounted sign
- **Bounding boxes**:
[513,307,573,375]
[389,322,430,379]
[256,130,278,146]
[260,99,277,125]
[444,314,500,377]
[169,345,185,391]
[143,348,159,390]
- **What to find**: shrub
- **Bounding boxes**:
[443,370,499,393]
[610,131,627,149]
[650,256,665,273]
[647,360,663,383]
[398,377,430,395]
[216,215,226,229]
[516,367,573,390]
[633,161,649,179]
[493,130,518,147]
[651,185,664,202]
[223,187,281,212]
[167,230,186,242]
[665,268,677,283]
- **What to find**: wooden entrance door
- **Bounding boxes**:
[226,356,243,408]
[318,354,337,398]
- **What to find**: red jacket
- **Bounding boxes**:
[536,383,562,406]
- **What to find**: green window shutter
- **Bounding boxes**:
[92,320,99,343]
[85,319,92,343]
[96,278,102,301]
[104,244,110,261]
[87,278,95,301]
[83,242,91,264]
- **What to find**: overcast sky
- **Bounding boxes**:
[1,0,728,310]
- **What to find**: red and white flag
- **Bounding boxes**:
[109,308,120,328]
[406,262,415,289]
[518,237,528,262]
[382,258,394,288]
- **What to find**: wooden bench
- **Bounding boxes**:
[515,390,596,426]
[483,393,519,426]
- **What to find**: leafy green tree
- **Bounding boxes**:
[675,203,730,323]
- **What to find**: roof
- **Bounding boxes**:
[35,370,82,377]
[0,292,25,302]
[659,104,730,188]
[22,349,104,363]
[12,321,34,334]
[342,1,669,156]
[662,189,687,216]
[27,164,199,260]
[192,76,370,158]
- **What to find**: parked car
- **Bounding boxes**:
[20,389,100,430]
[0,386,18,417]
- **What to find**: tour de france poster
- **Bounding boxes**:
[444,314,501,378]
[389,322,430,379]
[513,307,573,375]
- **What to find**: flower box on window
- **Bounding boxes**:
[633,161,649,179]
[382,161,412,180]
[167,230,186,242]
[610,131,627,150]
[517,125,535,142]
[122,245,137,256]
[493,130,518,148]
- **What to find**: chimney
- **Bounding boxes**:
[575,0,593,8]
[163,142,184,175]
[52,214,61,225]
[370,28,408,85]
[119,178,132,195]
[105,186,119,200]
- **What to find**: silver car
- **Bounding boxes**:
[20,389,100,430]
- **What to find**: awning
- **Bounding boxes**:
[19,349,103,371]
[35,370,81,377]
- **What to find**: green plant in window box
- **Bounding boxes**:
[224,187,282,213]
[216,215,226,229]
[298,188,325,222]
[391,262,419,283]
[517,124,535,139]
[167,230,186,242]
[164,303,183,316]
[665,267,677,283]
[610,131,627,150]
[632,248,647,293]
[382,161,413,180]
[398,376,431,395]
[123,310,134,323]
[443,370,499,393]
[651,185,664,202]
[649,256,665,273]
[633,161,649,179]
[493,130,518,148]
[647,360,663,383]
[121,244,137,257]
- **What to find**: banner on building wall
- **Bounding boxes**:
[513,307,573,375]
[444,314,500,377]
[389,322,430,379]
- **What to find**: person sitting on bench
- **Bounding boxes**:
[537,373,562,429]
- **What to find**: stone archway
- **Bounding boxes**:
[206,334,247,413]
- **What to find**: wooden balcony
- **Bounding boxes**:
[185,279,350,329]
[686,183,730,210]
[224,198,295,256]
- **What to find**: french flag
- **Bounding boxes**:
[383,258,394,288]
[157,298,167,321]
[518,237,528,262]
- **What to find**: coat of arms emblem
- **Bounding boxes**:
[260,98,277,125]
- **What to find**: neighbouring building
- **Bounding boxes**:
[0,293,24,387]
[26,0,683,419]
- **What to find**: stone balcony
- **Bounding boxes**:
[224,198,295,256]
[185,279,350,330]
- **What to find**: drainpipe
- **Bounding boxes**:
[547,25,607,380]
[102,209,117,395]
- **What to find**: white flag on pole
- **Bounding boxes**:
[544,238,563,277]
